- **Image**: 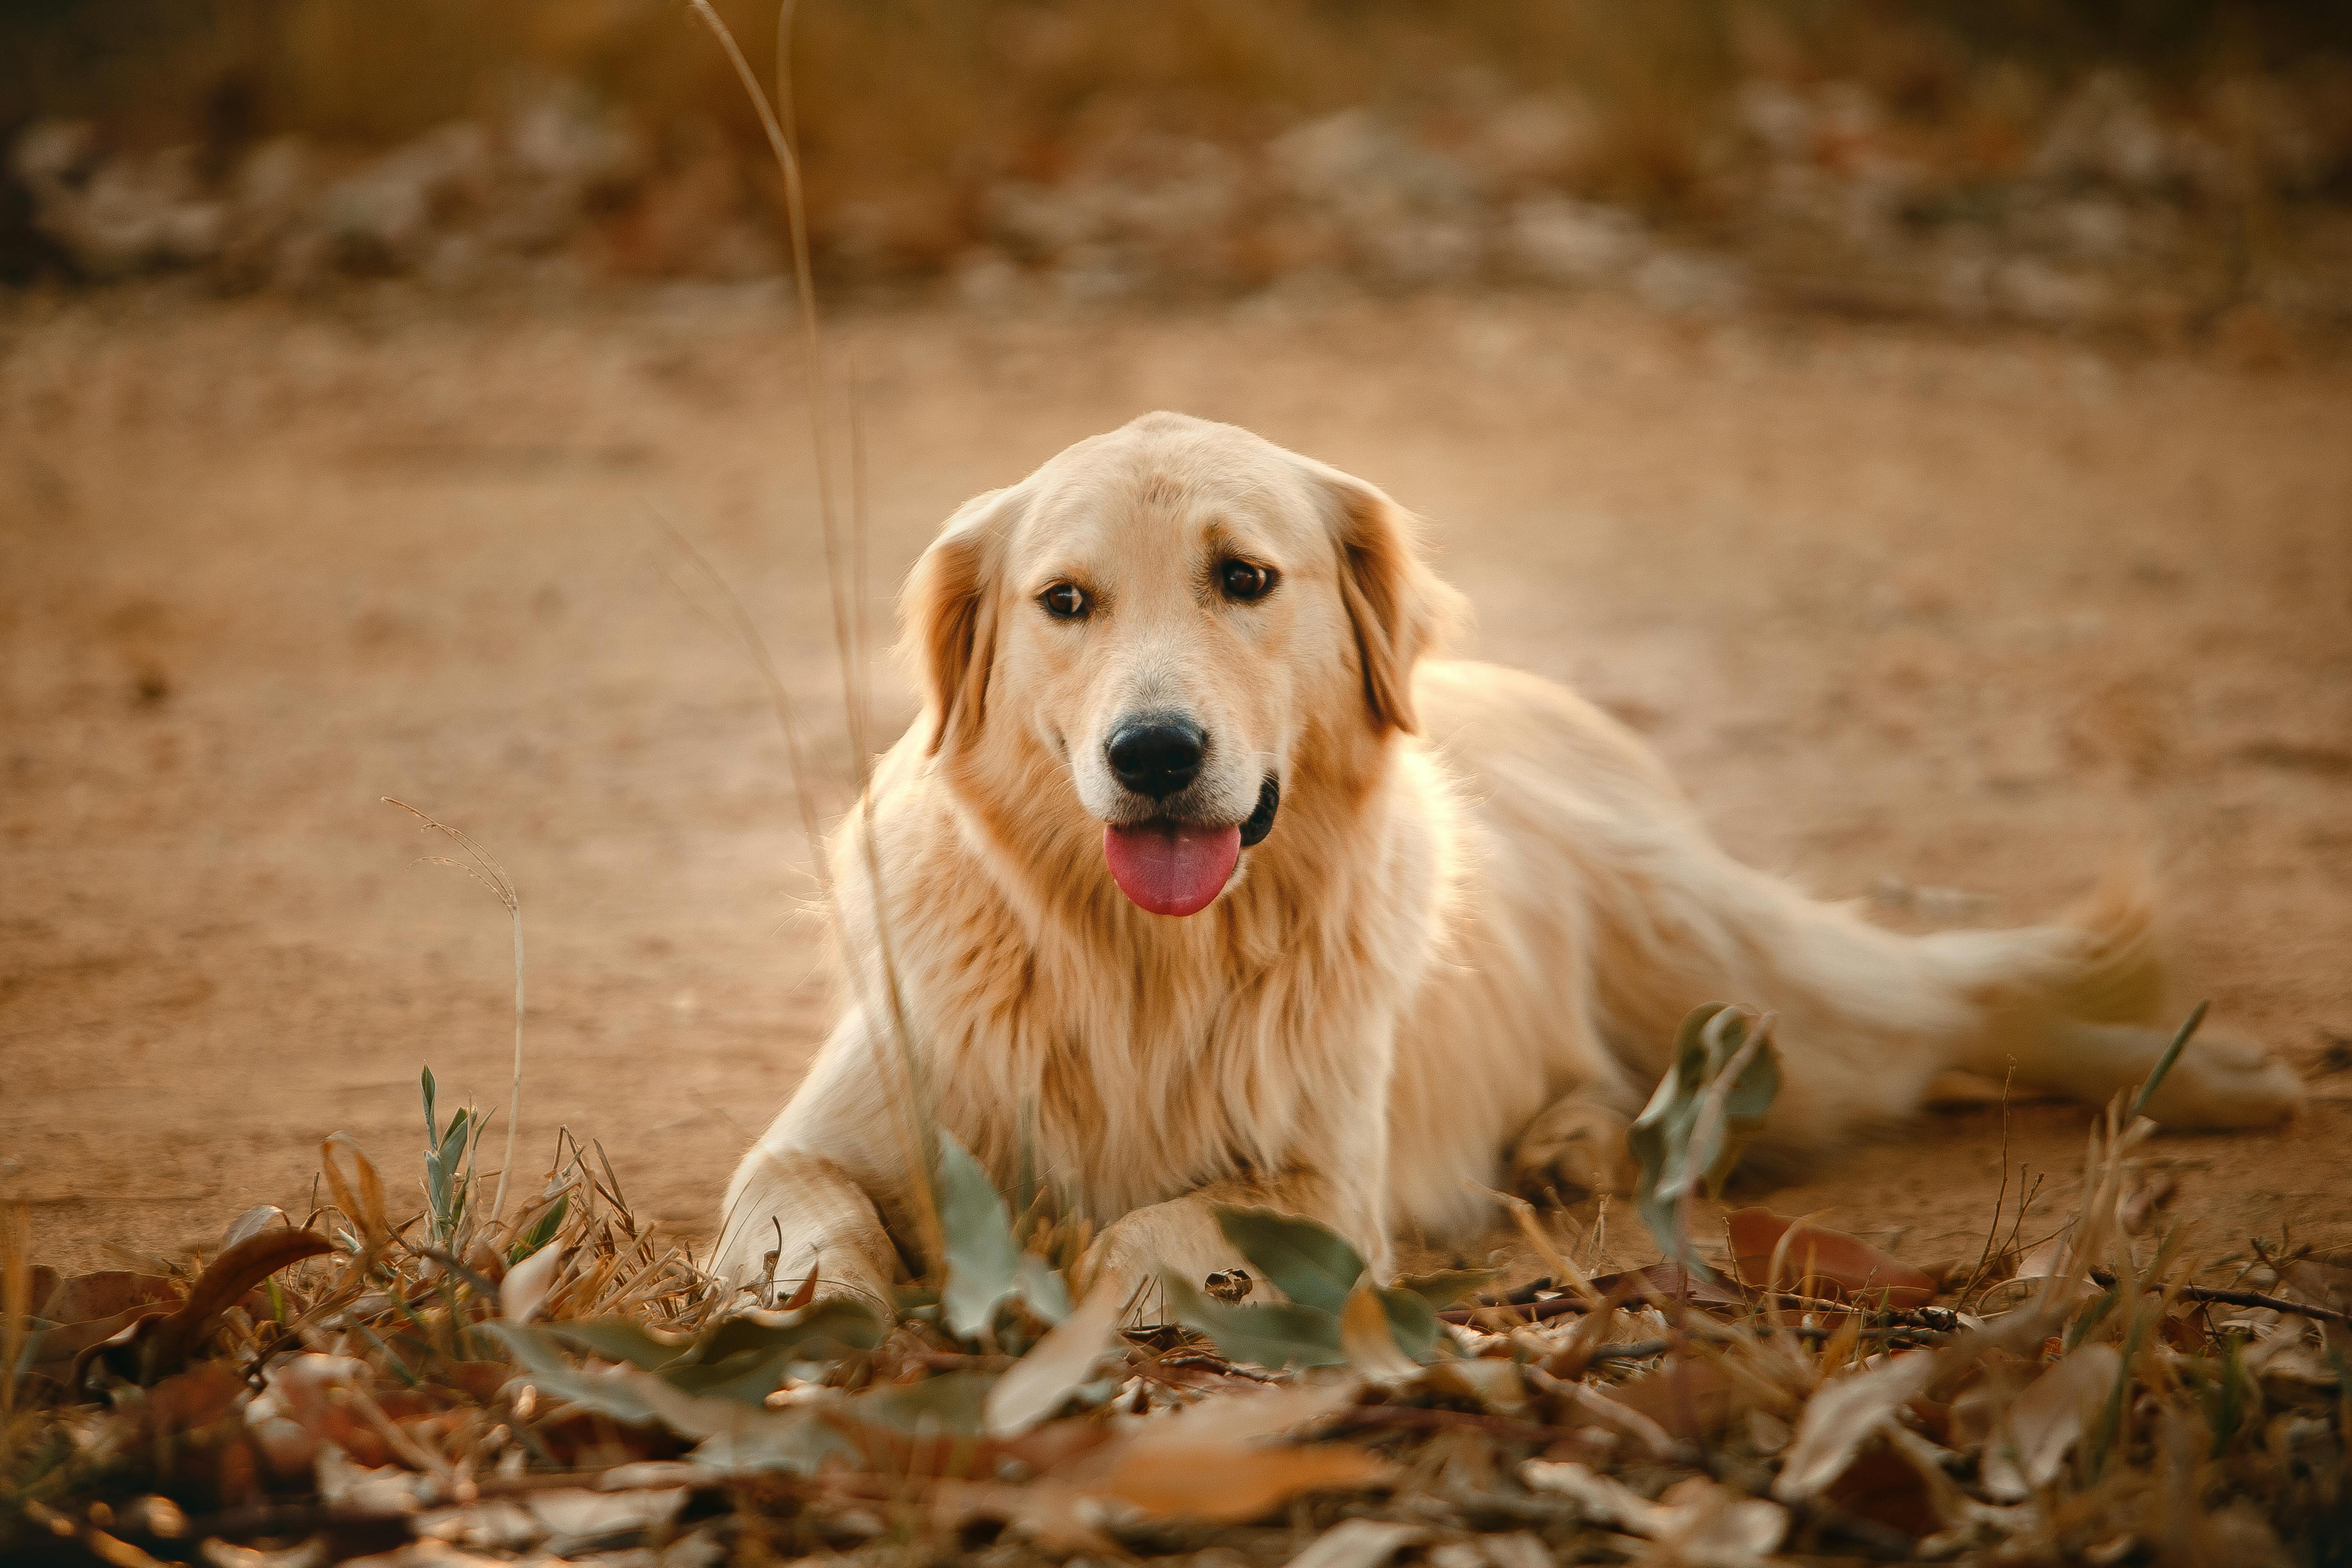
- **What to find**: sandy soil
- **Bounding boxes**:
[4,281,2348,1287]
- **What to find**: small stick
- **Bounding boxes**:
[1337,1405,1597,1444]
[2088,1267,2351,1329]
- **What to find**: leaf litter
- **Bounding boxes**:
[5,1003,2348,1566]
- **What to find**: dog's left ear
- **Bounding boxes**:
[1316,468,1466,735]
[905,487,1019,756]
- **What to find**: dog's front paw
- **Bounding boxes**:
[2138,1031,2305,1129]
[1078,1221,1152,1307]
[1509,1097,1638,1203]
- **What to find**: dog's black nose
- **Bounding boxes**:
[1107,719,1206,799]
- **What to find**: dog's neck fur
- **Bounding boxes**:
[839,709,1445,1222]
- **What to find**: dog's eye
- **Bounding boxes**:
[1220,559,1275,602]
[1040,583,1090,619]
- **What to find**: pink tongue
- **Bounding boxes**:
[1103,822,1241,916]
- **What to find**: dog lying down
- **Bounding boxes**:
[714,411,2303,1308]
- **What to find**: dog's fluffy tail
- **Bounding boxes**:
[2014,861,2167,1027]
[1591,848,2186,1153]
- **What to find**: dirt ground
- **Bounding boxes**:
[4,280,2348,1288]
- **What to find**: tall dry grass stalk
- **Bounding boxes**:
[683,0,942,1273]
[1,1202,29,1425]
[381,799,524,1226]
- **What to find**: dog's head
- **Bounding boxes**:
[905,412,1461,917]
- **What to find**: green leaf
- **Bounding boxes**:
[850,1368,996,1438]
[936,1131,1024,1339]
[1163,1270,1349,1371]
[541,1318,696,1373]
[1378,1285,1453,1363]
[698,1299,885,1365]
[935,1132,1068,1339]
[1627,1004,1781,1272]
[1390,1266,1501,1312]
[1016,1253,1071,1323]
[688,1406,854,1475]
[666,1345,810,1405]
[538,1300,884,1407]
[510,1194,569,1264]
[1214,1206,1366,1313]
[482,1321,668,1427]
[488,1321,863,1471]
[669,1301,885,1405]
[424,1105,473,1242]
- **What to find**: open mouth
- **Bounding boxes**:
[1103,777,1279,917]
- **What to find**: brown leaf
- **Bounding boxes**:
[1980,1343,2121,1501]
[39,1270,181,1325]
[30,1306,170,1386]
[984,1282,1125,1438]
[1824,1441,1941,1536]
[1725,1209,1937,1310]
[924,1476,1117,1554]
[1588,1259,1751,1309]
[141,1361,246,1437]
[1773,1351,1938,1502]
[219,1205,290,1252]
[1098,1441,1392,1522]
[1524,1460,1788,1562]
[320,1133,390,1248]
[132,1228,335,1382]
[1282,1518,1426,1568]
[1338,1279,1420,1383]
[1606,1357,1744,1441]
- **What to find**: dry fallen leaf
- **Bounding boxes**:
[1281,1517,1427,1568]
[1544,1371,1682,1459]
[527,1486,686,1545]
[1606,1356,1744,1441]
[1772,1350,1937,1502]
[1981,1343,2121,1501]
[1649,1475,1790,1568]
[1522,1457,1667,1531]
[1523,1460,1786,1566]
[984,1281,1124,1438]
[1132,1375,1362,1448]
[1098,1441,1392,1523]
[1339,1279,1422,1383]
[1726,1208,1936,1310]
[499,1244,566,1324]
[1038,1376,1388,1524]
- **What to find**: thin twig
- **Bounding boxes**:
[1336,1405,1596,1444]
[1959,1067,2017,1301]
[685,0,940,1272]
[2088,1267,2352,1328]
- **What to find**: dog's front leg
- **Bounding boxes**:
[1084,1010,1403,1313]
[713,1144,900,1311]
[712,1011,914,1312]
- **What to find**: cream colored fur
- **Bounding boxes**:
[714,412,2303,1310]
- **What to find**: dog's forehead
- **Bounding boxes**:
[1016,420,1322,556]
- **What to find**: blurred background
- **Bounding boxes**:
[4,3,2349,1273]
[6,0,2352,327]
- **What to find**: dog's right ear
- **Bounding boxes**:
[904,488,1017,756]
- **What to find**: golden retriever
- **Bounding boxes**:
[714,411,2302,1307]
